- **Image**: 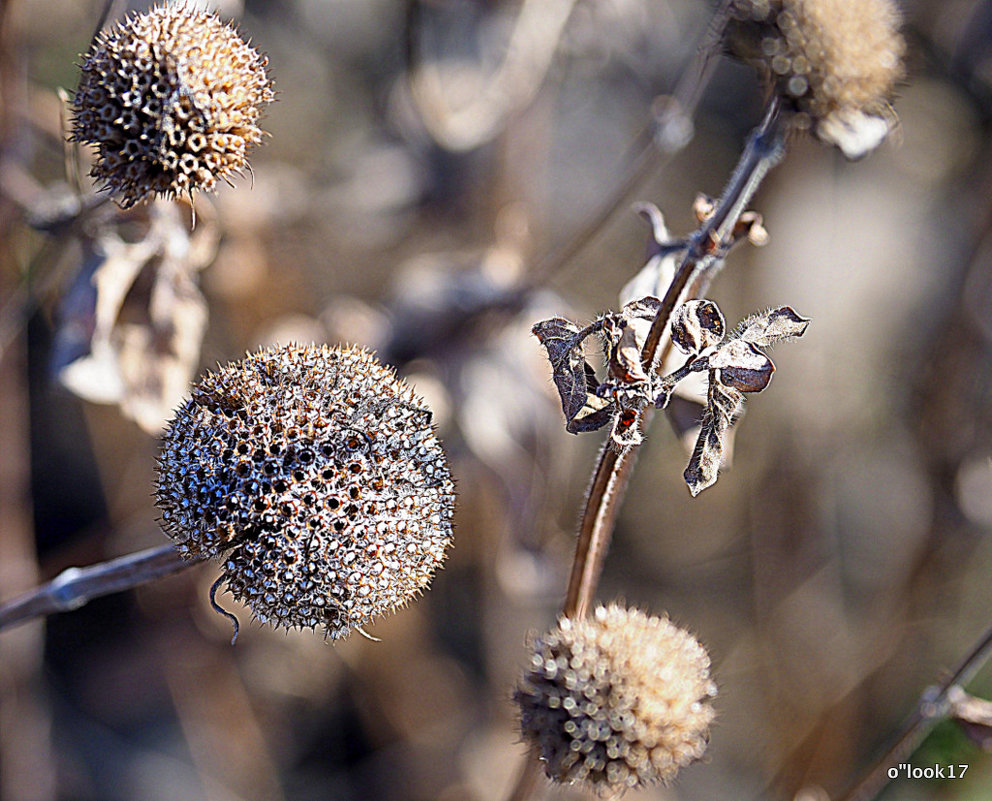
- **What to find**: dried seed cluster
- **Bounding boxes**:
[155,344,455,639]
[728,0,904,157]
[72,5,274,208]
[514,605,716,792]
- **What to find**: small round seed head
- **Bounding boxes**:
[155,343,455,639]
[514,604,716,793]
[728,0,905,158]
[72,5,274,208]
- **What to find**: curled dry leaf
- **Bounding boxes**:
[709,339,775,393]
[604,297,662,385]
[619,203,684,306]
[685,378,744,496]
[531,318,612,434]
[671,299,725,355]
[53,199,219,433]
[736,306,810,347]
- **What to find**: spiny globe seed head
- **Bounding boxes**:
[728,0,904,158]
[72,5,274,208]
[514,604,716,792]
[155,344,455,639]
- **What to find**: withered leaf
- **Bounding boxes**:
[605,318,649,384]
[54,199,217,433]
[533,317,612,433]
[737,306,810,347]
[609,407,642,447]
[685,419,723,497]
[709,376,745,422]
[533,317,591,421]
[619,204,683,306]
[566,394,614,434]
[671,299,726,355]
[710,339,775,393]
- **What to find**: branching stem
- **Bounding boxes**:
[838,620,992,801]
[563,97,784,622]
[0,545,203,632]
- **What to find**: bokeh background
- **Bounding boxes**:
[2,0,992,799]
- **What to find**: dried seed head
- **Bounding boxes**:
[728,0,905,158]
[155,344,455,639]
[514,604,716,792]
[72,5,274,208]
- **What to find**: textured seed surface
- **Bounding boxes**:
[728,0,904,121]
[72,5,274,208]
[515,605,716,792]
[155,344,455,639]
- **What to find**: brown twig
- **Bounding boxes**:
[837,620,992,801]
[0,545,204,632]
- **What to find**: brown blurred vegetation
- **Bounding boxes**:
[3,1,992,800]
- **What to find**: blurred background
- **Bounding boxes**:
[2,0,992,799]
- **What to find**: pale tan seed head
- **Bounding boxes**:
[728,0,905,157]
[514,604,716,793]
[72,5,274,207]
[155,344,455,639]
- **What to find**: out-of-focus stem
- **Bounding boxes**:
[838,621,992,801]
[0,545,203,632]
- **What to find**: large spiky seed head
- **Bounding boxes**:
[154,343,455,639]
[514,604,716,793]
[71,5,274,208]
[727,0,905,158]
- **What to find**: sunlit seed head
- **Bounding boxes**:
[514,604,716,793]
[155,343,455,639]
[72,5,274,208]
[728,0,905,157]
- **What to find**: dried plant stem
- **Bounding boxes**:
[563,97,784,622]
[838,621,992,801]
[0,545,203,632]
[508,95,785,801]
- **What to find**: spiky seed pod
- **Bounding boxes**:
[514,604,716,793]
[72,5,274,208]
[155,344,455,639]
[727,0,905,158]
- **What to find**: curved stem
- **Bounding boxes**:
[0,545,204,632]
[838,621,992,801]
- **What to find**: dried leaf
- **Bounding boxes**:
[566,394,614,434]
[54,199,218,433]
[609,407,642,447]
[532,317,590,420]
[533,317,612,433]
[619,204,683,307]
[736,306,810,347]
[685,419,723,496]
[671,299,725,355]
[605,318,649,384]
[710,339,775,393]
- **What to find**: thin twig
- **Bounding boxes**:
[527,0,734,287]
[404,0,578,152]
[0,545,204,632]
[838,620,992,801]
